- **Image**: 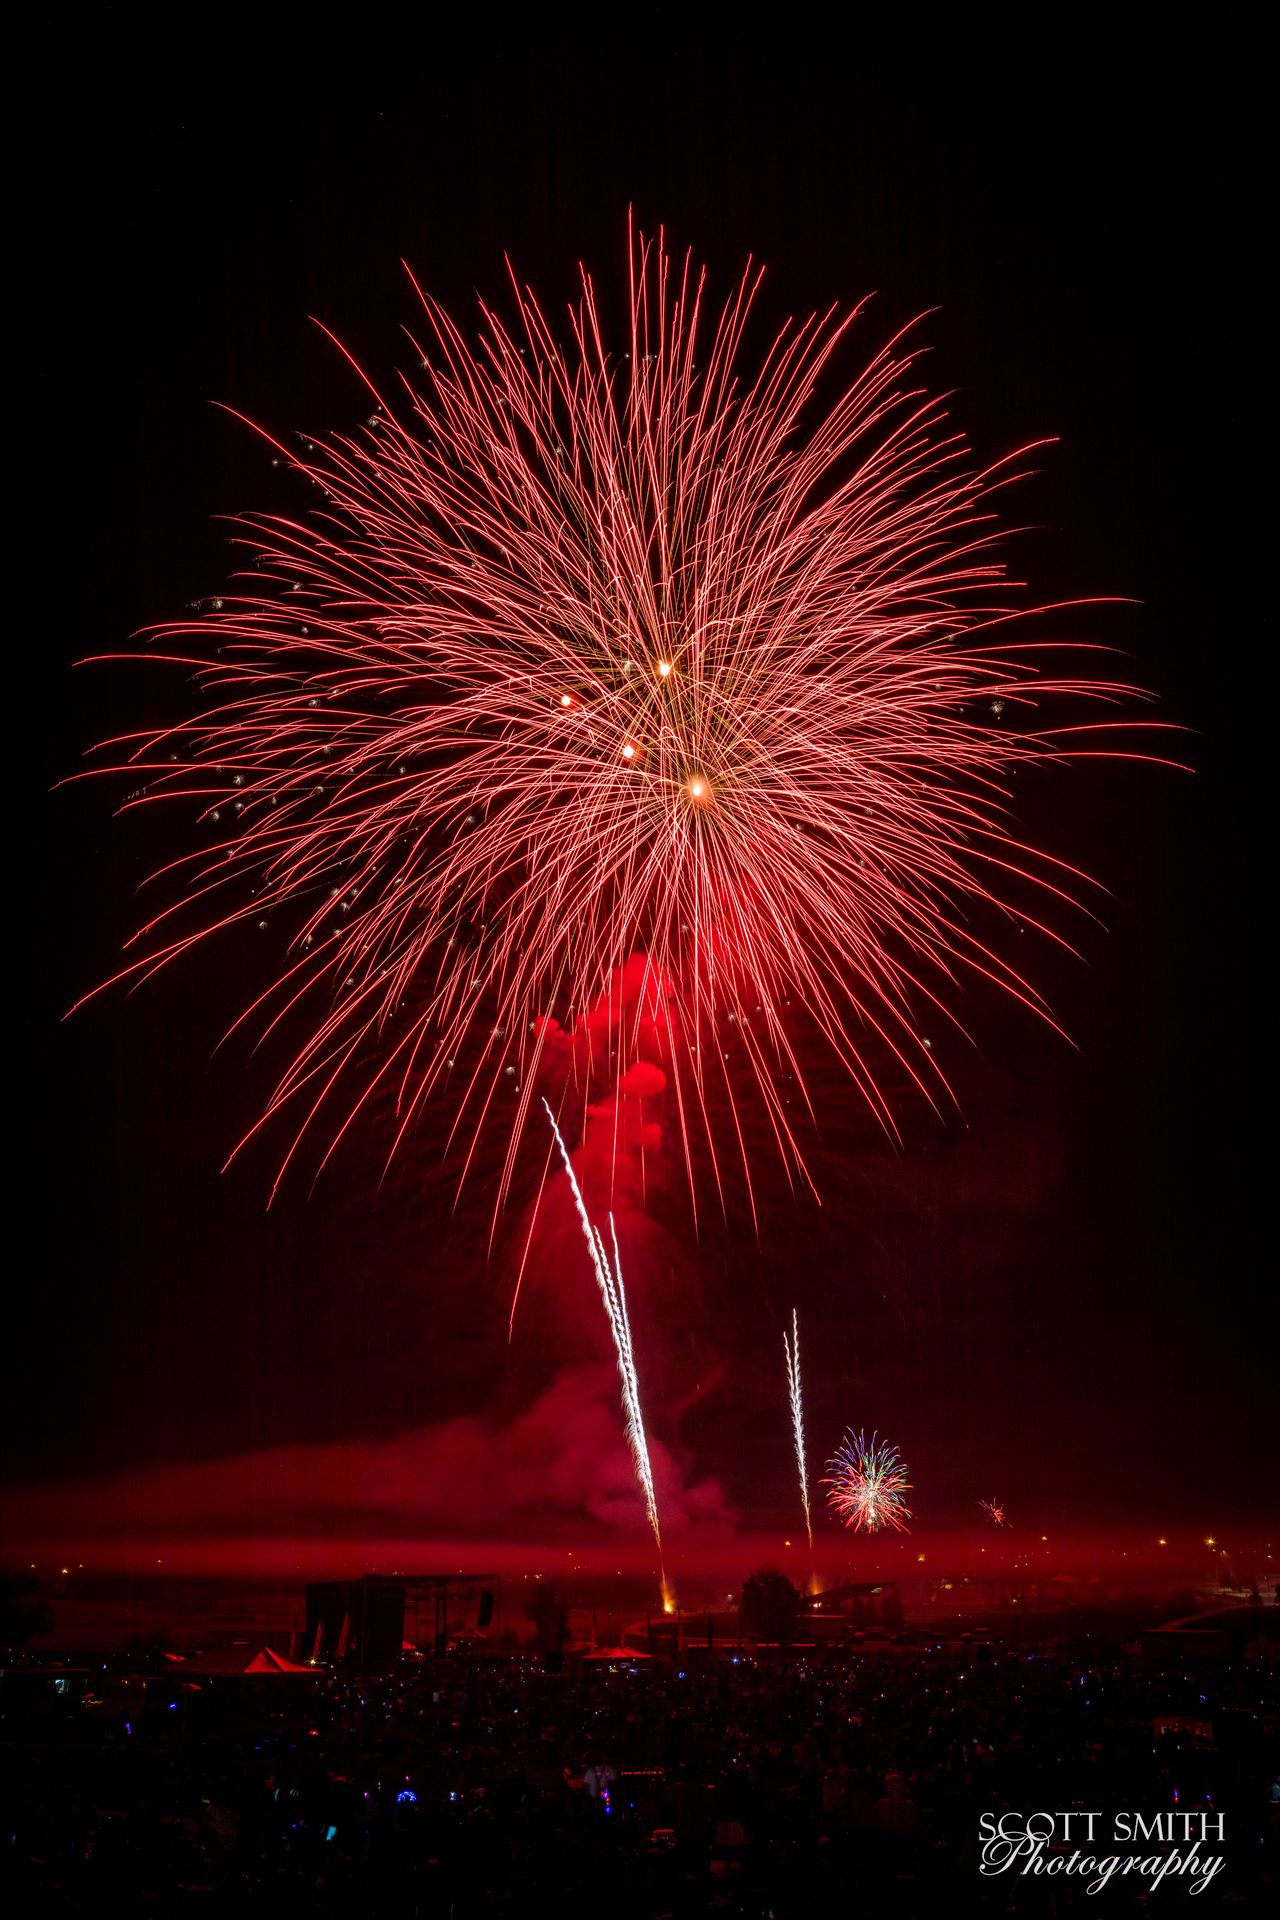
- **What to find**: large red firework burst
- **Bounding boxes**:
[82,226,1154,1222]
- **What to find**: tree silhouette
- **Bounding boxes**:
[0,1570,53,1648]
[741,1569,801,1645]
[523,1583,566,1653]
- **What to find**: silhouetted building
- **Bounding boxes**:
[305,1578,405,1668]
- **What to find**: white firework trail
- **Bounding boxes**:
[783,1309,816,1583]
[543,1102,667,1599]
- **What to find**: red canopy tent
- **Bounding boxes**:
[243,1648,314,1674]
[175,1645,316,1676]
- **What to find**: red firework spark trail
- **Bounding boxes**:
[76,223,1162,1224]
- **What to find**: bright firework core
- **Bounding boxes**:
[84,223,1150,1217]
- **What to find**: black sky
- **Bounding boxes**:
[16,20,1267,1531]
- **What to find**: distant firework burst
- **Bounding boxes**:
[782,1310,814,1562]
[543,1101,668,1603]
[979,1498,1009,1527]
[80,222,1159,1217]
[824,1429,913,1534]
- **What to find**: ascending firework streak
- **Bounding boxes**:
[782,1311,815,1580]
[543,1101,667,1604]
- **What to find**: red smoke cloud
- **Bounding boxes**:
[534,952,674,1206]
[3,959,723,1579]
[509,952,682,1331]
[0,1364,733,1574]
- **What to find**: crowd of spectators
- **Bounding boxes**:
[2,1636,1276,1915]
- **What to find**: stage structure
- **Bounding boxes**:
[305,1574,498,1667]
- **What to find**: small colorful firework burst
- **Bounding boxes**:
[824,1429,913,1534]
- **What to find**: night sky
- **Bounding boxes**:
[14,23,1267,1569]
